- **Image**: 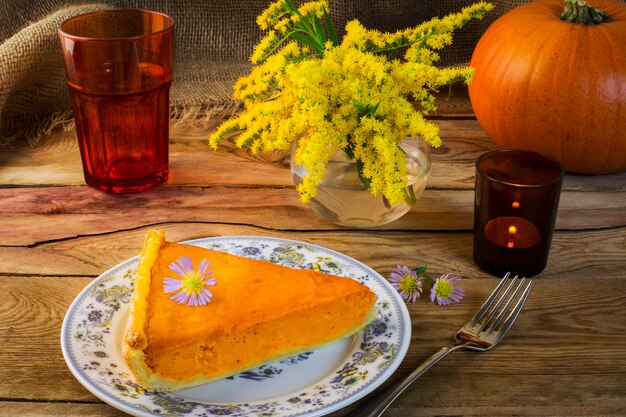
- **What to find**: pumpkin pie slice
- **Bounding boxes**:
[123,230,378,391]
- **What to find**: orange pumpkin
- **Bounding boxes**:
[469,0,626,174]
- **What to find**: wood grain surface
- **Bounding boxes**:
[0,88,625,417]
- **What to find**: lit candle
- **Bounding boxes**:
[473,149,564,277]
[507,225,516,248]
[484,216,541,249]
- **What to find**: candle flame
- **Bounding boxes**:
[512,201,520,209]
[507,225,517,248]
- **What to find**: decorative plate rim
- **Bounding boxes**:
[61,235,412,417]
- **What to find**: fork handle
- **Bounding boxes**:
[349,344,462,417]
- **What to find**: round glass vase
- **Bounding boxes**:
[291,137,431,227]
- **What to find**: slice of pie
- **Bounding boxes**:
[123,230,378,391]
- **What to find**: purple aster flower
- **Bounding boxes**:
[388,265,423,303]
[163,256,217,306]
[430,273,464,306]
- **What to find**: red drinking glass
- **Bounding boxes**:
[59,10,174,193]
[473,149,564,277]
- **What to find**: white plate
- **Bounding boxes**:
[61,236,411,417]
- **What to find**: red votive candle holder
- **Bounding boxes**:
[473,149,564,277]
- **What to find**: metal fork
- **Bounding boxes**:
[350,272,533,417]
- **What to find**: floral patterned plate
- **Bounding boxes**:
[61,236,411,417]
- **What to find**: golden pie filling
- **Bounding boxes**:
[123,230,378,391]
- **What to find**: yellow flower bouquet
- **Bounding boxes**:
[209,0,493,207]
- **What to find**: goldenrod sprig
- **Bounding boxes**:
[341,2,494,63]
[253,0,337,63]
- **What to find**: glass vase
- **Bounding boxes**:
[291,137,431,227]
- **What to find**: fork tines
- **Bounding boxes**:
[471,272,532,335]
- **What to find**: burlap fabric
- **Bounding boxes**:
[0,0,530,148]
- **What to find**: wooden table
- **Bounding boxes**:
[1,89,625,417]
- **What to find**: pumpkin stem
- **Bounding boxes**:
[561,0,612,24]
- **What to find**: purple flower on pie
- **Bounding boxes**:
[430,273,464,306]
[163,256,217,306]
[388,265,423,303]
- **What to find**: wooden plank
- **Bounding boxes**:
[1,184,624,247]
[382,406,626,417]
[0,126,292,188]
[2,401,624,417]
[0,277,91,401]
[2,119,624,192]
[0,120,486,188]
[0,224,624,278]
[0,402,128,417]
[1,274,625,411]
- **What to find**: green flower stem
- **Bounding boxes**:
[323,8,339,45]
[258,32,296,62]
[560,0,612,24]
[404,183,417,205]
[413,265,436,284]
